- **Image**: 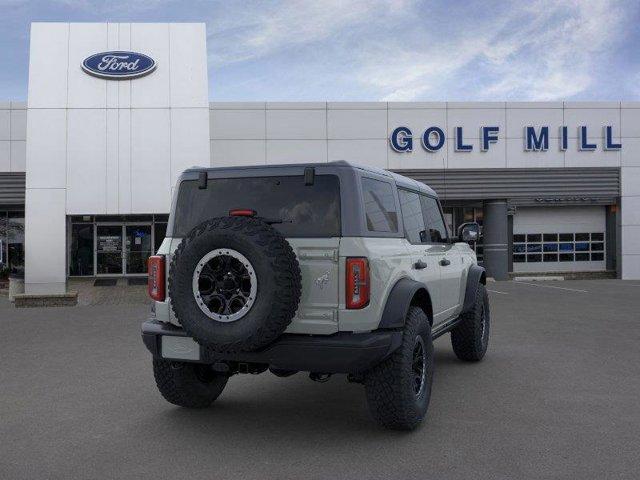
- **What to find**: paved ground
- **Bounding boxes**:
[68,278,148,306]
[1,280,639,480]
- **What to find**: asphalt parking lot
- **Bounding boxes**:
[1,280,639,480]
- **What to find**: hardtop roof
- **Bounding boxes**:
[183,160,438,197]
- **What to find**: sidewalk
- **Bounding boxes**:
[68,278,149,306]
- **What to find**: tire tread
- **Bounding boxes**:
[364,307,433,430]
[451,283,490,361]
[169,217,301,352]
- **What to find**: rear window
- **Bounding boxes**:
[362,177,398,233]
[172,175,341,237]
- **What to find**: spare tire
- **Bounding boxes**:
[169,216,301,352]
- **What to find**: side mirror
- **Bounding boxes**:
[457,222,480,244]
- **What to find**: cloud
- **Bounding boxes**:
[207,0,413,66]
[1,0,636,101]
[479,0,626,100]
[358,0,628,101]
[206,0,634,101]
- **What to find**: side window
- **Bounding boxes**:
[398,189,427,244]
[361,178,398,233]
[420,196,448,243]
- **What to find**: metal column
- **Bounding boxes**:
[483,200,509,280]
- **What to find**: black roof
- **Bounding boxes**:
[183,160,437,196]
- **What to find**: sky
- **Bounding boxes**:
[0,0,639,102]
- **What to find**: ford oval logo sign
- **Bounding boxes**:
[82,51,156,80]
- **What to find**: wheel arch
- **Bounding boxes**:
[462,264,486,314]
[378,278,433,329]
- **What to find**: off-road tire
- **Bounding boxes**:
[451,283,490,361]
[169,216,301,352]
[153,359,228,408]
[364,307,433,430]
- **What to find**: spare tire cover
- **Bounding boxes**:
[169,216,301,352]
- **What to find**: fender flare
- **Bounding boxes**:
[462,264,486,314]
[378,278,431,330]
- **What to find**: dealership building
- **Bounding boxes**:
[1,22,640,296]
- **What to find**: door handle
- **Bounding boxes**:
[439,258,451,266]
[413,260,428,270]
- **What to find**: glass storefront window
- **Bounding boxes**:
[125,225,152,274]
[442,206,484,263]
[68,214,170,277]
[0,212,7,277]
[463,208,474,223]
[7,212,25,274]
[70,224,94,276]
[96,225,124,275]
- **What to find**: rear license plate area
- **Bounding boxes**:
[161,336,201,361]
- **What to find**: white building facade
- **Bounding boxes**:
[0,22,639,294]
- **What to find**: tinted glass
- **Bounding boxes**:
[70,224,94,276]
[154,223,167,253]
[7,212,24,274]
[173,175,341,237]
[559,243,573,251]
[575,242,589,251]
[362,178,398,233]
[420,196,448,243]
[398,189,427,243]
[0,212,6,269]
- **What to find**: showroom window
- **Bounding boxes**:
[0,211,25,276]
[442,206,484,263]
[0,212,6,276]
[69,223,95,276]
[68,214,170,277]
[513,233,605,263]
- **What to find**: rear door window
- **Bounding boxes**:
[172,175,341,237]
[420,196,448,243]
[398,189,427,243]
[361,178,398,233]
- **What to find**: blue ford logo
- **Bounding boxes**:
[82,51,156,80]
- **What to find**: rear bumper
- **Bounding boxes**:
[141,319,402,374]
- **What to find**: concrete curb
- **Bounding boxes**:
[514,276,564,282]
[14,291,78,308]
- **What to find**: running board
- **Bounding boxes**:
[431,316,462,340]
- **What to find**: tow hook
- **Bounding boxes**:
[309,372,331,383]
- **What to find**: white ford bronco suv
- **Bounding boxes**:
[142,161,490,430]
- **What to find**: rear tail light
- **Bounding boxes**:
[148,255,166,301]
[229,209,256,217]
[346,257,370,309]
